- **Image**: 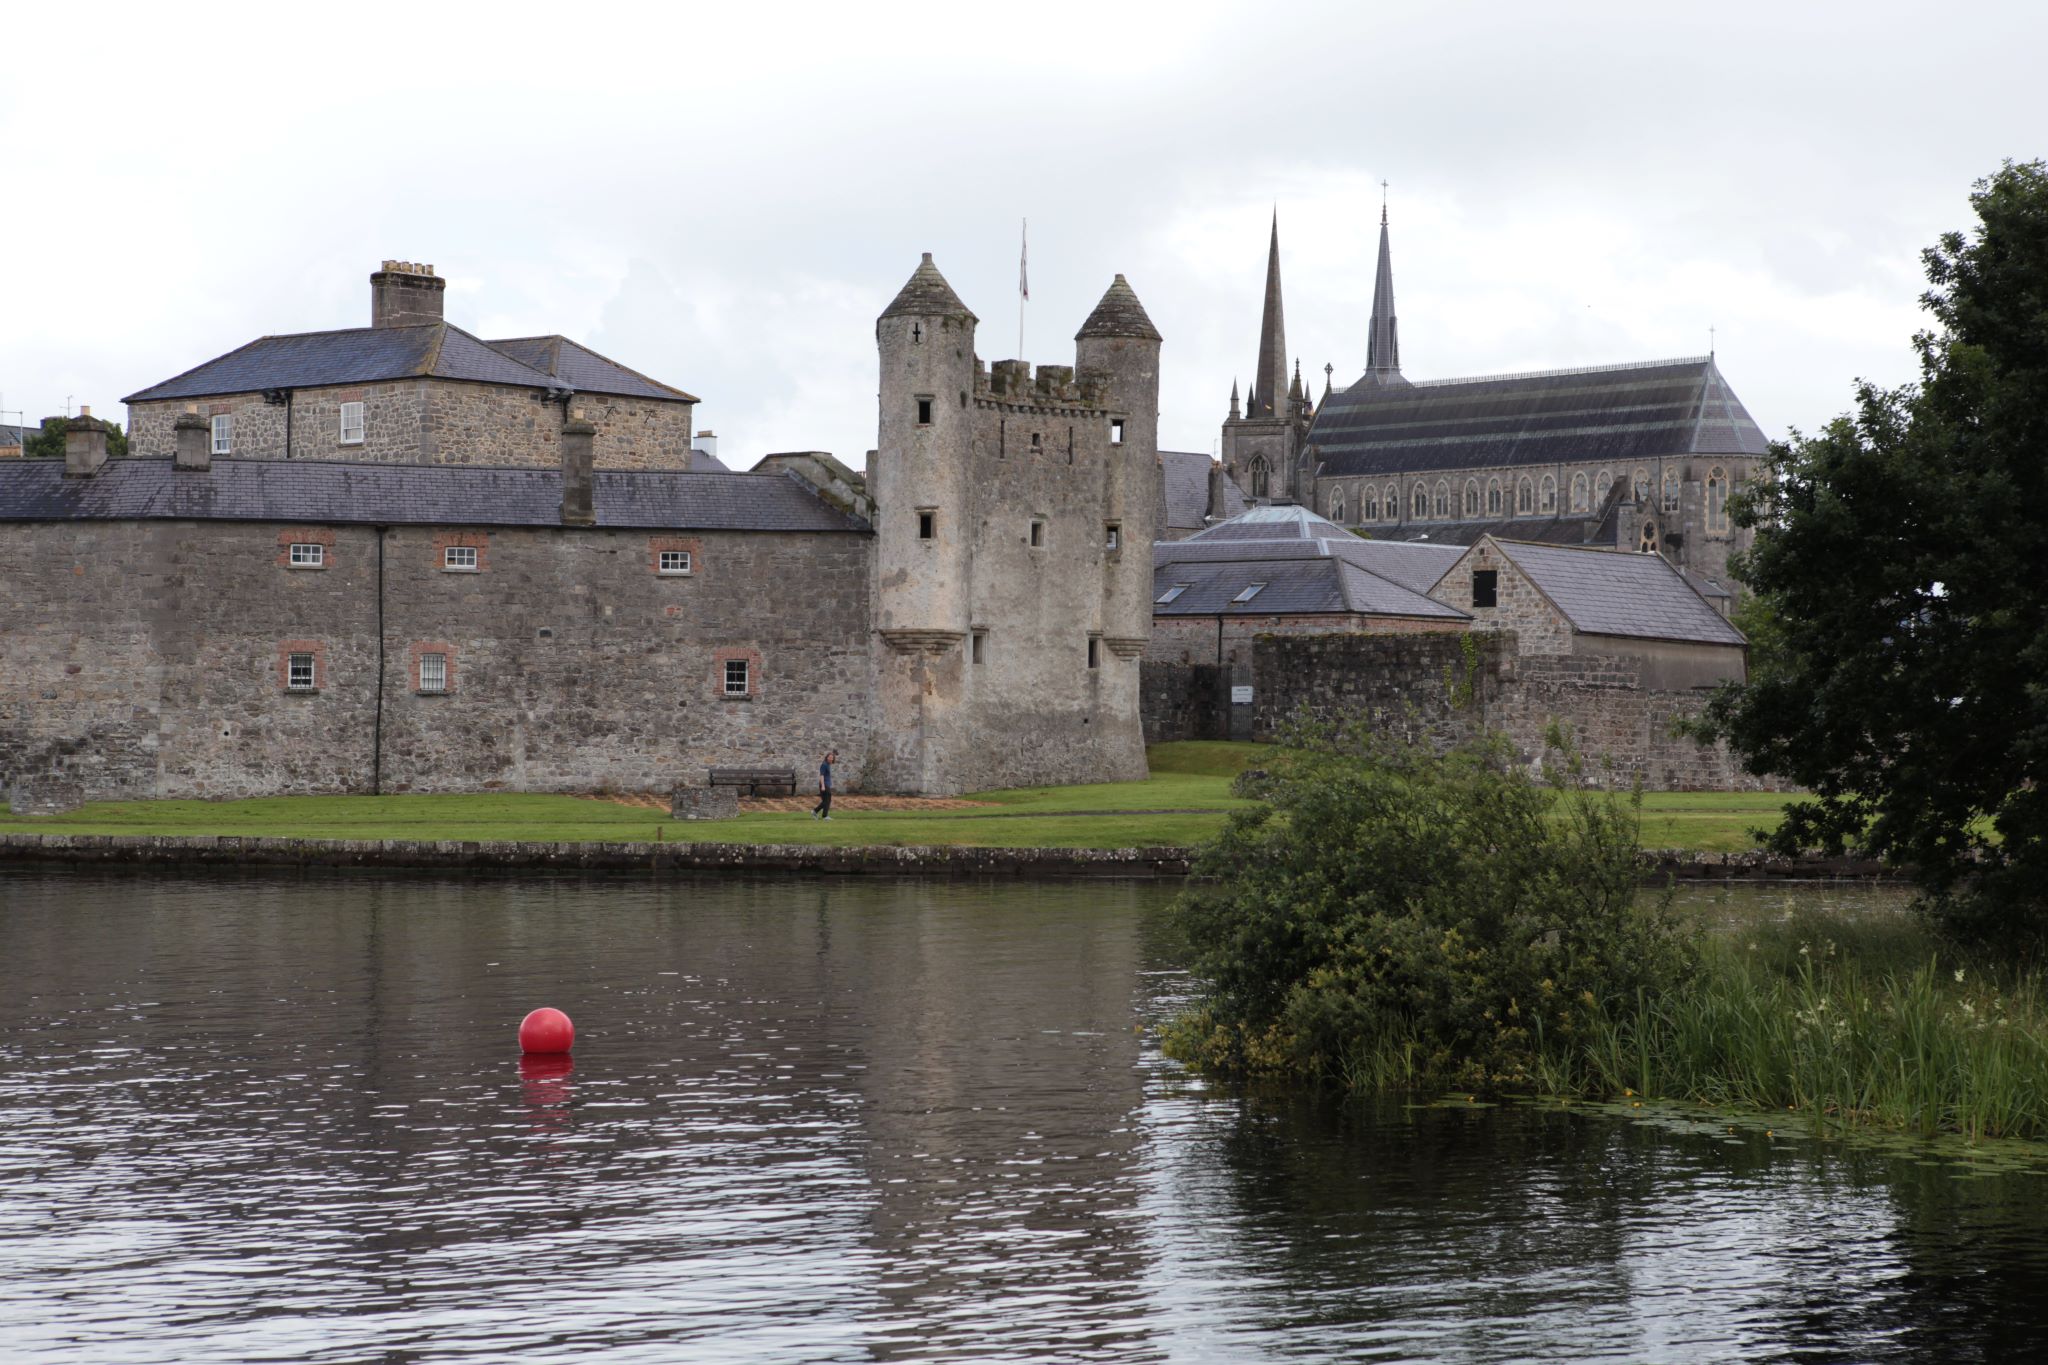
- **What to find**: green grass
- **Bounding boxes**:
[0,741,1791,853]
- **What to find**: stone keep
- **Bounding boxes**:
[867,256,1158,795]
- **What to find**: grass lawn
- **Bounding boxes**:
[0,741,1791,853]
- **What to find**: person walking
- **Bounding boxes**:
[811,749,837,820]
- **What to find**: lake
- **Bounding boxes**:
[3,870,2045,1362]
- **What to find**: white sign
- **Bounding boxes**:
[1230,685,1254,705]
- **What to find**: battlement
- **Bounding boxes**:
[973,357,1113,412]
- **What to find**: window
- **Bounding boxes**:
[1517,478,1533,514]
[1110,418,1126,446]
[1249,457,1270,499]
[1434,481,1450,518]
[972,630,987,664]
[1031,431,1042,453]
[1364,487,1379,521]
[1487,478,1503,515]
[288,543,324,568]
[1706,467,1729,534]
[1633,469,1650,504]
[1638,521,1660,554]
[658,550,693,575]
[211,414,233,455]
[1231,583,1265,604]
[1412,483,1427,519]
[444,545,478,571]
[418,652,448,693]
[1463,480,1479,517]
[1105,522,1121,552]
[1540,474,1557,513]
[1595,470,1614,505]
[1087,637,1100,669]
[1156,584,1189,605]
[286,652,316,691]
[1570,472,1589,513]
[1384,485,1397,521]
[1472,569,1498,608]
[1029,519,1045,548]
[1662,468,1681,512]
[339,401,365,445]
[917,509,936,541]
[915,397,933,426]
[724,658,750,695]
[1330,490,1345,524]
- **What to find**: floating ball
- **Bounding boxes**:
[518,1007,575,1054]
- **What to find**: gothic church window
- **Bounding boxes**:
[1364,487,1379,521]
[1596,470,1613,505]
[1570,472,1588,513]
[1464,480,1480,517]
[1663,468,1680,512]
[1706,467,1729,534]
[1487,478,1502,516]
[1384,484,1397,520]
[1639,521,1659,554]
[1330,489,1345,523]
[1540,475,1557,513]
[1633,469,1650,503]
[1434,481,1449,517]
[1517,477,1533,514]
[1249,457,1269,499]
[1412,482,1428,519]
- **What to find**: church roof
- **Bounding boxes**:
[1489,539,1744,646]
[881,253,977,323]
[1159,450,1245,532]
[0,457,868,533]
[122,323,575,403]
[1308,356,1769,477]
[1075,274,1161,341]
[486,335,698,402]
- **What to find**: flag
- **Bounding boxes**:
[1019,219,1029,302]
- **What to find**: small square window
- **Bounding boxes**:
[418,652,447,693]
[724,658,750,695]
[1156,584,1189,605]
[916,397,933,426]
[1472,569,1498,608]
[1030,431,1042,452]
[659,550,693,575]
[211,414,233,455]
[287,652,316,691]
[1029,519,1045,549]
[1110,418,1126,446]
[444,545,478,571]
[917,509,936,541]
[1087,637,1100,669]
[1105,522,1121,552]
[339,401,365,445]
[971,630,987,665]
[288,543,324,568]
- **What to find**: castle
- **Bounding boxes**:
[1218,209,1771,598]
[0,258,1160,802]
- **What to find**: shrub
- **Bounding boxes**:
[1164,725,1696,1091]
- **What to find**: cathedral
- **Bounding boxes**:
[1219,206,1772,598]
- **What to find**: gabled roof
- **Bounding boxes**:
[0,458,868,534]
[1309,356,1768,477]
[487,336,698,403]
[1489,539,1744,646]
[123,323,564,403]
[1159,450,1246,531]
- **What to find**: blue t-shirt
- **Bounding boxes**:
[819,759,833,791]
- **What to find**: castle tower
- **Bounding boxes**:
[868,255,1152,794]
[1222,214,1313,504]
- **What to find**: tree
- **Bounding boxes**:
[1704,160,2048,934]
[21,415,127,460]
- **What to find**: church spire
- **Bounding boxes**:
[1366,194,1401,381]
[1228,378,1241,420]
[1252,211,1289,417]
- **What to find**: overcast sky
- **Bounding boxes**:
[4,0,2042,468]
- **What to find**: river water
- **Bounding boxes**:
[3,870,2045,1362]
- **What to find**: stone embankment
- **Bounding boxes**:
[0,832,1897,882]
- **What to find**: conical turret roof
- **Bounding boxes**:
[881,253,977,323]
[1076,274,1162,341]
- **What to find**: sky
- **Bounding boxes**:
[3,0,2043,468]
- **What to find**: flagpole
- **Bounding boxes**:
[1018,218,1028,360]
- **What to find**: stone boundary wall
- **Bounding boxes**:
[1140,662,1224,743]
[0,832,1894,882]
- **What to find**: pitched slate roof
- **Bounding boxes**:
[0,458,867,533]
[1184,502,1349,542]
[1159,450,1245,531]
[1310,356,1768,477]
[122,324,565,403]
[1153,506,1466,620]
[1491,539,1744,646]
[487,336,698,403]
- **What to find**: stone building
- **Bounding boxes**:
[123,261,700,471]
[1217,210,1771,596]
[2,257,1160,802]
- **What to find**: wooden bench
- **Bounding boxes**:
[707,766,798,798]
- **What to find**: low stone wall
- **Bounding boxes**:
[670,787,740,820]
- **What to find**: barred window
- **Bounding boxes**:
[287,653,316,691]
[444,546,478,571]
[288,543,324,568]
[339,401,365,445]
[724,658,750,695]
[418,652,448,693]
[658,550,693,575]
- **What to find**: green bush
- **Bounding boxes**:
[1163,725,1697,1091]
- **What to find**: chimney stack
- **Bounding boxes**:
[370,260,446,328]
[694,429,718,461]
[1207,459,1228,521]
[561,410,596,526]
[64,406,111,478]
[174,405,210,471]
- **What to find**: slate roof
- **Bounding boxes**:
[123,324,565,403]
[1,423,27,448]
[1309,356,1769,478]
[1491,539,1744,646]
[1159,450,1245,531]
[881,254,977,322]
[0,458,867,534]
[488,336,698,403]
[1153,555,1466,620]
[1183,502,1349,542]
[1075,274,1162,342]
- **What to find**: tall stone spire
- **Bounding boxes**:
[1365,201,1401,381]
[1229,378,1241,420]
[1252,212,1289,417]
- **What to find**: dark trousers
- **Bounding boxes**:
[813,789,832,817]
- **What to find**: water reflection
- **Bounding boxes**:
[1,870,2044,1362]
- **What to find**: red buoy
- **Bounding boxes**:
[518,1007,575,1054]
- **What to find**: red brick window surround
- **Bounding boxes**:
[410,641,457,694]
[713,647,762,700]
[433,530,490,572]
[650,536,703,576]
[277,640,327,693]
[277,527,337,569]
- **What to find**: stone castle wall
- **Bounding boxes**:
[1,520,873,801]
